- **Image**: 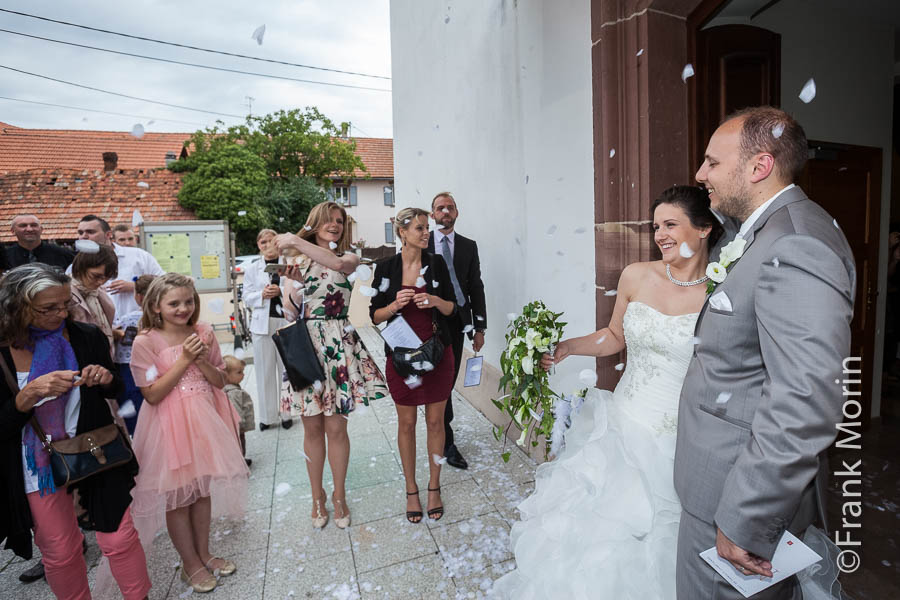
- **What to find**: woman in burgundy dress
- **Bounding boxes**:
[370,207,458,523]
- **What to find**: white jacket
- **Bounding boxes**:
[242,255,283,335]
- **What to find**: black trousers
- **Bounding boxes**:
[444,329,464,450]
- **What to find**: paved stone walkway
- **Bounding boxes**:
[0,329,535,599]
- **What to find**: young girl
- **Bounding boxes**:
[128,273,248,593]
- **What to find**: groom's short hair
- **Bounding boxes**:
[726,106,807,185]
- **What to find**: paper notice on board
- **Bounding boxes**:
[151,233,191,275]
[200,255,220,279]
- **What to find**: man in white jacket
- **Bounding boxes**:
[243,229,291,430]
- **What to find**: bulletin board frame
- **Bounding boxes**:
[139,220,232,292]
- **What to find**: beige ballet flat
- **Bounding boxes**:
[332,495,351,529]
[205,556,237,576]
[312,493,329,529]
[180,566,217,593]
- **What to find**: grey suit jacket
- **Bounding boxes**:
[674,186,856,560]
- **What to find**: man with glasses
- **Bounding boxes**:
[6,214,74,271]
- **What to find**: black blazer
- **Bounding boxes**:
[369,251,458,355]
[0,321,135,559]
[428,231,487,331]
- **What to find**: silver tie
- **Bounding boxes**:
[440,237,465,307]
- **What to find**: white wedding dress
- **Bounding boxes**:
[492,301,697,599]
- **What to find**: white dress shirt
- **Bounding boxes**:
[108,244,165,317]
[738,184,795,239]
[434,229,456,260]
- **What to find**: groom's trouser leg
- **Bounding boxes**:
[676,510,800,600]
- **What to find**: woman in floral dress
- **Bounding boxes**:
[274,201,387,529]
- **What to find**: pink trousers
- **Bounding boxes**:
[27,490,151,600]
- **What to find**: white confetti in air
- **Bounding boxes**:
[347,272,358,283]
[614,363,625,371]
[528,407,541,421]
[132,209,143,227]
[404,375,422,389]
[692,336,701,345]
[207,298,225,314]
[579,369,598,387]
[137,181,149,189]
[461,324,473,334]
[312,380,323,392]
[274,482,292,496]
[299,450,311,462]
[304,225,312,231]
[130,123,144,138]
[233,348,246,360]
[475,315,485,321]
[636,48,644,57]
[145,365,158,383]
[329,242,338,250]
[604,289,617,296]
[343,324,355,334]
[596,335,607,344]
[275,304,283,316]
[609,149,616,158]
[442,207,449,214]
[681,63,694,82]
[74,239,100,254]
[772,257,780,268]
[292,281,302,289]
[251,25,266,45]
[432,454,447,466]
[422,299,429,305]
[772,123,785,139]
[833,219,839,229]
[237,210,247,216]
[355,264,372,281]
[432,280,439,287]
[403,219,410,225]
[507,312,518,321]
[359,286,377,297]
[117,400,137,418]
[574,227,587,234]
[799,78,816,104]
[546,225,557,236]
[378,278,390,292]
[415,276,426,287]
[715,392,732,405]
[419,265,429,276]
[679,242,695,258]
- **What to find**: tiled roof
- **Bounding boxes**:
[347,137,393,179]
[0,167,194,243]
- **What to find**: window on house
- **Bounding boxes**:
[329,185,358,206]
[384,222,395,244]
[383,185,394,206]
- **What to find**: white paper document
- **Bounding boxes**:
[378,315,423,350]
[463,356,484,387]
[699,530,822,598]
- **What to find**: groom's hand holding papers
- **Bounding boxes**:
[716,527,774,578]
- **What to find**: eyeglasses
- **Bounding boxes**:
[85,271,110,284]
[32,301,78,316]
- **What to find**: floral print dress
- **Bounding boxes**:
[280,257,387,417]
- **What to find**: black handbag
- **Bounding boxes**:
[0,356,133,488]
[390,310,446,378]
[272,320,327,391]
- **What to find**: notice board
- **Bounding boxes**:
[139,220,231,292]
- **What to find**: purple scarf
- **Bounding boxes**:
[23,323,79,496]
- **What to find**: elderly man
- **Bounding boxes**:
[112,224,137,247]
[6,214,74,270]
[75,215,164,318]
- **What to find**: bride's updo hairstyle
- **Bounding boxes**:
[650,185,724,249]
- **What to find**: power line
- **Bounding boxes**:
[0,28,391,93]
[0,8,391,81]
[0,95,206,127]
[0,64,245,119]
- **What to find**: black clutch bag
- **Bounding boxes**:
[272,320,327,391]
[390,312,445,378]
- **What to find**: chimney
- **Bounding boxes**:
[165,151,177,167]
[102,152,118,172]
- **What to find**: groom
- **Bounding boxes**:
[675,107,856,599]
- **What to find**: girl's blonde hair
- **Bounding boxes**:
[297,201,352,254]
[394,207,430,242]
[139,273,201,330]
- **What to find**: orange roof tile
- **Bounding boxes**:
[0,167,194,243]
[347,137,394,179]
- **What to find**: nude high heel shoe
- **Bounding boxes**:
[332,494,351,529]
[312,493,329,528]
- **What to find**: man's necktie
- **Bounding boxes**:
[440,236,466,307]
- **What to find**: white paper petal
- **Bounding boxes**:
[359,286,377,297]
[715,392,732,405]
[251,24,266,45]
[799,78,816,104]
[145,365,159,383]
[432,280,439,287]
[329,242,338,250]
[419,265,429,275]
[604,289,617,296]
[237,210,247,216]
[415,276,426,287]
[137,181,149,189]
[275,304,283,316]
[312,380,323,392]
[404,375,422,389]
[681,63,695,82]
[378,278,390,292]
[636,48,644,57]
[274,482,292,496]
[461,324,474,334]
[74,239,100,254]
[595,335,607,344]
[614,363,625,371]
[609,149,616,158]
[578,369,598,387]
[131,209,144,228]
[347,272,358,283]
[679,242,695,258]
[432,454,447,466]
[130,123,144,139]
[304,225,312,231]
[475,315,485,321]
[833,218,839,229]
[343,324,355,333]
[116,400,137,418]
[355,264,372,280]
[772,257,780,268]
[772,123,785,139]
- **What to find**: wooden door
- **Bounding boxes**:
[799,143,882,427]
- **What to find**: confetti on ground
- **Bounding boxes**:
[579,369,598,387]
[359,286,378,297]
[799,78,816,103]
[275,482,292,496]
[131,123,144,138]
[137,181,149,189]
[681,63,694,82]
[772,123,785,139]
[679,242,695,258]
[716,392,732,405]
[251,24,266,45]
[614,363,625,371]
[75,240,100,254]
[604,290,617,296]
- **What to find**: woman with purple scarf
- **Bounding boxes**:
[0,264,150,600]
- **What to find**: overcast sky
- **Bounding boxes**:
[0,0,393,137]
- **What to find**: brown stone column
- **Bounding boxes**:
[591,0,703,388]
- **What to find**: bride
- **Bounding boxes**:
[492,185,719,599]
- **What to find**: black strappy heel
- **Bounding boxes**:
[427,486,444,521]
[406,488,422,523]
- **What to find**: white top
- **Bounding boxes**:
[738,184,795,239]
[19,372,81,494]
[434,229,456,260]
[106,244,165,318]
[243,255,285,335]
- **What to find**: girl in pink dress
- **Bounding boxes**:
[128,273,248,593]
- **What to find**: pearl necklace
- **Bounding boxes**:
[666,264,709,287]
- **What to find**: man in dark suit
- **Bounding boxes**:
[6,214,74,271]
[428,192,487,470]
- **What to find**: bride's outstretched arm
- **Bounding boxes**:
[541,263,641,370]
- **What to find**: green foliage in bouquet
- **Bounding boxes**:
[492,301,566,461]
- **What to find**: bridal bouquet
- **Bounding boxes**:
[493,301,566,461]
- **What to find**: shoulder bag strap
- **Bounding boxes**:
[0,346,51,446]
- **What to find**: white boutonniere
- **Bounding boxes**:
[706,236,746,294]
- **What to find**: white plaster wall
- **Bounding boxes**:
[343,180,396,248]
[708,0,895,417]
[390,0,596,391]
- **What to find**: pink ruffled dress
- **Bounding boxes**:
[128,323,248,530]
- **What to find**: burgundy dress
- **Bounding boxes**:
[385,286,455,406]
